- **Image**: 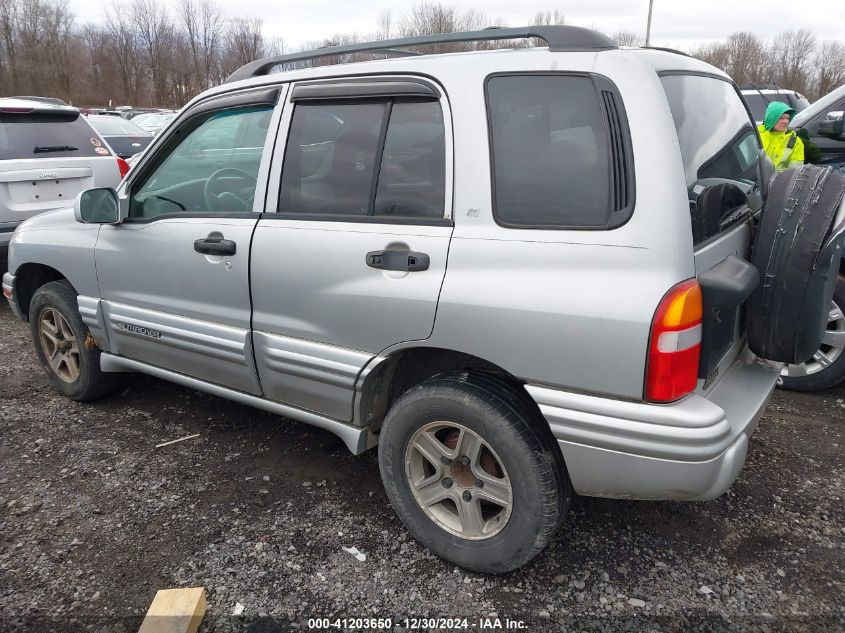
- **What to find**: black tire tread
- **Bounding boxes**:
[29,280,120,401]
[379,372,570,573]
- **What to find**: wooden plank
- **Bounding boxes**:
[137,587,206,633]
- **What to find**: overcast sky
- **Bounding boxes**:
[66,0,844,51]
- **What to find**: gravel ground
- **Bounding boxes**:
[0,301,843,633]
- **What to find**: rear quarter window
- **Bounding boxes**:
[0,113,105,159]
[486,74,632,229]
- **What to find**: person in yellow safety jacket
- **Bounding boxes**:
[757,101,804,172]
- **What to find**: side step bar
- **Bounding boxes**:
[99,353,374,454]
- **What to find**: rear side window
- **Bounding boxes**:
[661,75,760,244]
[278,98,445,220]
[0,113,104,159]
[486,74,631,229]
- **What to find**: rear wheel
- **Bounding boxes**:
[779,279,845,391]
[29,281,120,401]
[378,372,570,573]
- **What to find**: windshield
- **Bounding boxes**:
[88,115,149,136]
[792,84,845,127]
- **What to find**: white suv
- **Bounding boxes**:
[0,98,127,270]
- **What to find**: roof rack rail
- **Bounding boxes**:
[640,46,692,58]
[225,25,617,84]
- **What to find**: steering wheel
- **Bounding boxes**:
[203,168,258,211]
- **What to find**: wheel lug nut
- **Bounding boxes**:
[459,455,470,466]
[475,479,484,488]
[440,456,452,465]
[441,477,453,488]
[462,490,472,502]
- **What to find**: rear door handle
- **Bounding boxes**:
[366,250,430,272]
[194,232,236,256]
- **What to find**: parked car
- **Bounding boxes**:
[134,112,177,135]
[741,85,810,124]
[85,115,153,159]
[10,96,69,106]
[121,108,161,121]
[790,83,845,170]
[0,98,128,271]
[5,26,834,573]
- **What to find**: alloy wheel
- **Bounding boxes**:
[38,307,81,383]
[782,300,845,378]
[405,421,513,540]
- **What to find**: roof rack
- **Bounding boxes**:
[225,25,617,84]
[640,46,691,58]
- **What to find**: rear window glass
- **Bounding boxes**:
[0,113,104,159]
[662,75,760,244]
[87,116,147,136]
[486,75,613,228]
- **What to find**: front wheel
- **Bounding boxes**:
[378,373,570,573]
[29,281,121,401]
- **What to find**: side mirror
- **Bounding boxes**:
[817,115,844,140]
[74,188,121,224]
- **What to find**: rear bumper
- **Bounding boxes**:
[528,351,780,501]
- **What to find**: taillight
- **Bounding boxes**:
[0,107,33,113]
[645,279,702,402]
[116,157,130,179]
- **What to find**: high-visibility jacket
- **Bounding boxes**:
[758,125,804,172]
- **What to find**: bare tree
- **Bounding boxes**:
[221,17,265,77]
[132,0,175,105]
[178,0,224,91]
[814,40,845,99]
[612,30,643,47]
[769,29,816,95]
[532,10,566,26]
[105,2,142,104]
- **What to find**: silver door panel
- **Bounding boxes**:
[96,217,260,393]
[250,221,453,351]
[253,331,373,419]
[101,300,260,394]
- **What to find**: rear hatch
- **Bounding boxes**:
[0,105,121,229]
[661,73,764,390]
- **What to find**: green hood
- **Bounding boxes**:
[763,101,797,131]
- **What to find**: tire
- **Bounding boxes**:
[378,372,570,573]
[29,280,120,401]
[779,278,845,392]
[748,165,845,363]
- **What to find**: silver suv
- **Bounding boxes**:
[3,27,786,572]
[0,98,126,271]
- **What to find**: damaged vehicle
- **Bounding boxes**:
[4,26,845,573]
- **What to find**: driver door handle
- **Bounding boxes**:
[194,233,236,256]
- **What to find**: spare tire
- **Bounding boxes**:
[748,165,845,364]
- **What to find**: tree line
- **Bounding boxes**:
[0,0,843,108]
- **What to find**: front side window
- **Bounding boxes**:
[661,75,760,244]
[278,97,445,220]
[487,75,615,228]
[130,106,273,219]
